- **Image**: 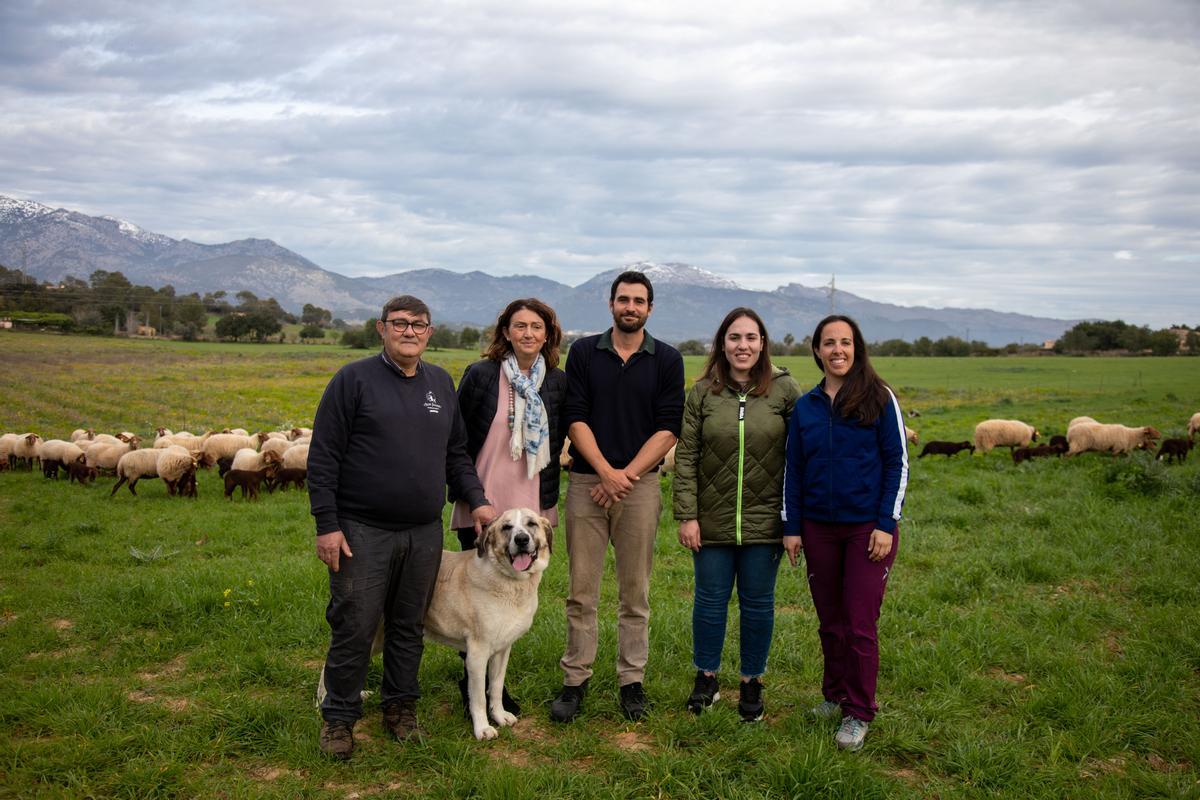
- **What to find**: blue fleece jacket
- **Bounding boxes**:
[782,381,909,535]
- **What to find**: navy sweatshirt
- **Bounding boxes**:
[308,353,488,535]
[782,382,909,535]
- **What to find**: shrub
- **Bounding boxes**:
[1102,452,1169,497]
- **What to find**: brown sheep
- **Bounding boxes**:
[224,469,268,500]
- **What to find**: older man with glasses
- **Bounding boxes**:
[308,294,495,760]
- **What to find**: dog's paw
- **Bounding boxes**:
[474,724,499,740]
[491,709,518,727]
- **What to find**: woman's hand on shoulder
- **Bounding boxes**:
[678,519,701,552]
[868,529,893,562]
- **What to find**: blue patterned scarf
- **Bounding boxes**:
[503,352,550,479]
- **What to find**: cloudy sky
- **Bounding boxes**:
[2,0,1198,327]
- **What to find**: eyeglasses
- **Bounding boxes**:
[383,318,430,334]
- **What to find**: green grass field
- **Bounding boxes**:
[2,331,1198,798]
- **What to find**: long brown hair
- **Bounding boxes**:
[482,298,563,369]
[700,307,774,397]
[811,314,889,424]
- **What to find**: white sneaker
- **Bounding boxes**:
[809,700,841,720]
[835,716,869,751]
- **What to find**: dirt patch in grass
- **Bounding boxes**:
[886,767,924,787]
[248,765,305,782]
[51,618,74,630]
[1080,755,1127,778]
[1,609,16,624]
[986,667,1027,684]
[1146,753,1191,773]
[610,730,654,753]
[138,653,189,682]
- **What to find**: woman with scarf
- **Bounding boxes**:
[450,297,569,714]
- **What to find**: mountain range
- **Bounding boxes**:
[0,195,1075,345]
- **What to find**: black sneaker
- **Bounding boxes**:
[550,681,587,723]
[738,677,764,722]
[686,670,720,714]
[619,681,648,721]
[319,719,355,760]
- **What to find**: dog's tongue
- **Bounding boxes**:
[512,553,534,571]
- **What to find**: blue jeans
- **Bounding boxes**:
[692,543,783,677]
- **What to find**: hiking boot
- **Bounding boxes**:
[550,681,587,723]
[738,677,764,722]
[458,672,520,718]
[835,716,870,751]
[619,681,648,721]
[810,700,842,720]
[318,719,355,760]
[382,698,423,741]
[686,670,720,714]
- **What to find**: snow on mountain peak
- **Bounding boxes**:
[623,261,742,290]
[0,195,54,224]
[100,215,174,246]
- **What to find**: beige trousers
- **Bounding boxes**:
[559,472,662,687]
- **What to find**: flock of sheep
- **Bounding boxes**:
[911,412,1200,464]
[0,426,312,500]
[3,410,1197,502]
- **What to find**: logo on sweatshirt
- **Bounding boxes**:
[424,391,441,414]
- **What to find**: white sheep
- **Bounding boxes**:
[159,445,199,496]
[0,433,20,469]
[112,445,196,496]
[36,439,86,477]
[281,443,309,471]
[259,437,293,460]
[291,436,311,447]
[200,433,259,467]
[231,447,282,473]
[70,428,95,442]
[904,426,919,445]
[11,433,43,469]
[86,439,139,472]
[1188,412,1200,442]
[1066,423,1162,456]
[289,426,313,441]
[110,448,165,495]
[973,419,1039,453]
[1067,416,1099,431]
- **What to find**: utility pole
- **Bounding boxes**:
[825,274,837,314]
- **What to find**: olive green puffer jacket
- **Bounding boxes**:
[672,368,801,545]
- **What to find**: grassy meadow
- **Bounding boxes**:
[1,331,1199,799]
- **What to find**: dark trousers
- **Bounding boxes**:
[320,518,443,723]
[801,519,898,722]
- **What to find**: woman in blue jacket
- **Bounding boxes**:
[783,314,909,752]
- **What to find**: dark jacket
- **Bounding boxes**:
[673,368,801,545]
[308,353,487,535]
[452,359,568,512]
[563,329,685,472]
[782,381,909,535]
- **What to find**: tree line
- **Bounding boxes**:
[0,266,337,343]
[3,265,1193,354]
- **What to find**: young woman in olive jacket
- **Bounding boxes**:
[673,307,800,722]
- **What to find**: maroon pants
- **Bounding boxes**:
[801,519,898,722]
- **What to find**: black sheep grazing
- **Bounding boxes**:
[918,440,974,458]
[1156,438,1192,464]
[1012,445,1060,464]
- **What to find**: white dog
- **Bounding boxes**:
[317,508,553,740]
